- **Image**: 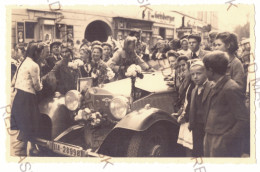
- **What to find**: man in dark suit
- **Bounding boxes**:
[202,51,249,157]
[46,41,62,69]
[188,34,209,59]
[42,45,78,96]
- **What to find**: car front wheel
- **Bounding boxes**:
[127,124,170,157]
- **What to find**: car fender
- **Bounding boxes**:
[97,107,180,156]
[114,107,179,131]
[38,96,75,139]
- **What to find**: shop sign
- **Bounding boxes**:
[176,27,192,33]
[150,11,174,24]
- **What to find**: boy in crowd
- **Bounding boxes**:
[202,51,249,157]
[188,60,212,157]
[188,34,209,59]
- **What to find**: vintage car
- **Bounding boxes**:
[34,68,185,157]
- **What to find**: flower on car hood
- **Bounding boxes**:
[125,64,142,78]
[68,59,84,69]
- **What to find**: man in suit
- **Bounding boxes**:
[46,41,62,69]
[188,34,209,59]
[202,51,249,157]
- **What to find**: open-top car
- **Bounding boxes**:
[35,67,185,157]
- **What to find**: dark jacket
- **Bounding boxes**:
[190,49,209,59]
[42,58,77,95]
[226,57,245,92]
[46,54,62,69]
[188,81,213,130]
[204,76,249,137]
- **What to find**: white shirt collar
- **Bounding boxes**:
[194,49,200,56]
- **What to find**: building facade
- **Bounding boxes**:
[11,7,217,49]
[172,10,219,44]
[11,7,178,49]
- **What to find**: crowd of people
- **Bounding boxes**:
[10,28,251,157]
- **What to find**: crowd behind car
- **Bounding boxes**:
[10,29,251,157]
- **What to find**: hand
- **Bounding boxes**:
[177,115,186,124]
[120,66,125,71]
[170,113,179,119]
[166,81,174,87]
[147,67,156,72]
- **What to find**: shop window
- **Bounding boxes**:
[25,22,36,39]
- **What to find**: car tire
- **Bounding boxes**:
[127,124,169,157]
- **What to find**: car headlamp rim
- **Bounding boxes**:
[65,90,82,111]
[109,96,129,120]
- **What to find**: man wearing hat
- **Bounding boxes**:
[47,41,62,69]
[188,34,209,59]
[42,44,77,95]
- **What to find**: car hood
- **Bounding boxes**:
[101,71,173,97]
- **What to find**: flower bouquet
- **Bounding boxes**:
[125,64,144,102]
[74,108,110,127]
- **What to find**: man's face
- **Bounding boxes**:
[61,48,71,59]
[168,56,177,69]
[102,45,111,57]
[214,39,227,52]
[188,38,200,52]
[190,65,207,85]
[52,44,60,56]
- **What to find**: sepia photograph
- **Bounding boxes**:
[2,1,258,170]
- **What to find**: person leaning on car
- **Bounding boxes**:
[42,44,78,96]
[107,36,153,80]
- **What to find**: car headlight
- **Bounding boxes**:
[109,96,129,120]
[65,90,82,111]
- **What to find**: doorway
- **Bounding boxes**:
[85,20,112,42]
[159,27,166,39]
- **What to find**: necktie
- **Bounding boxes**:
[192,52,197,59]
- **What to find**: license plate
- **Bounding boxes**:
[52,142,83,157]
